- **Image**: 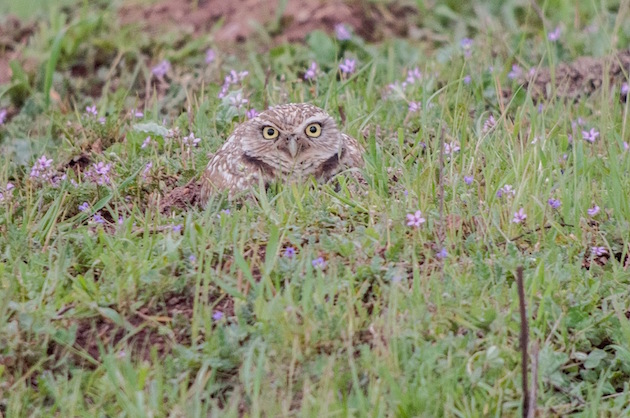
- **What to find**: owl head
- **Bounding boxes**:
[236,103,344,172]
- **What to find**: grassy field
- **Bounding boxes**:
[1,0,630,416]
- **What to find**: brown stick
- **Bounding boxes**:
[517,266,529,418]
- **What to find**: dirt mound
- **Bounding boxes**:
[118,0,416,43]
[512,49,630,102]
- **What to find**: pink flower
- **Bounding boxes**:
[228,92,248,109]
[339,59,356,75]
[405,67,422,84]
[408,101,421,113]
[141,136,152,149]
[406,210,426,227]
[304,61,318,80]
[548,26,561,41]
[582,128,599,143]
[591,246,607,256]
[482,115,496,133]
[151,60,171,78]
[587,205,600,217]
[512,208,527,224]
[335,24,352,40]
[508,64,522,80]
[85,105,97,117]
[443,142,460,155]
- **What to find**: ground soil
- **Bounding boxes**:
[68,291,234,363]
[508,49,630,102]
[118,0,416,43]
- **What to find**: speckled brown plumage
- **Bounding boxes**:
[200,103,363,203]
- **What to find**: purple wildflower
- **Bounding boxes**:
[131,108,144,118]
[582,128,599,143]
[98,116,106,124]
[205,49,216,64]
[436,247,448,259]
[508,64,522,80]
[463,75,471,85]
[408,101,421,113]
[246,109,259,119]
[6,183,14,192]
[142,161,152,179]
[171,224,183,233]
[78,202,90,212]
[335,23,352,40]
[547,198,561,209]
[622,83,629,95]
[141,136,152,149]
[182,133,201,148]
[339,58,356,75]
[460,38,473,57]
[283,247,296,258]
[228,91,248,109]
[482,115,496,133]
[30,155,54,181]
[151,60,171,78]
[189,255,197,263]
[218,70,249,98]
[92,212,106,224]
[624,141,629,151]
[85,105,97,117]
[512,208,527,224]
[587,205,600,217]
[312,257,327,269]
[537,103,543,113]
[212,311,224,321]
[118,216,124,225]
[0,108,6,125]
[548,26,561,41]
[460,38,473,49]
[405,67,422,84]
[406,210,426,227]
[497,184,515,198]
[443,142,460,155]
[304,61,318,80]
[591,246,607,257]
[85,161,112,186]
[464,175,473,185]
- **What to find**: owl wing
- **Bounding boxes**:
[340,133,364,169]
[200,136,265,201]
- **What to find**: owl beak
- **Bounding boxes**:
[287,136,299,158]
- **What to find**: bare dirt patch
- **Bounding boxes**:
[118,0,416,43]
[68,291,234,363]
[0,15,35,85]
[159,178,203,214]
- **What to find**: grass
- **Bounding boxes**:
[1,0,630,416]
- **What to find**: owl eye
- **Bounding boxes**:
[305,123,322,138]
[262,126,279,139]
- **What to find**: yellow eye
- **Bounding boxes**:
[305,123,321,137]
[262,126,279,139]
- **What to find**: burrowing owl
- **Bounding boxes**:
[200,103,363,202]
